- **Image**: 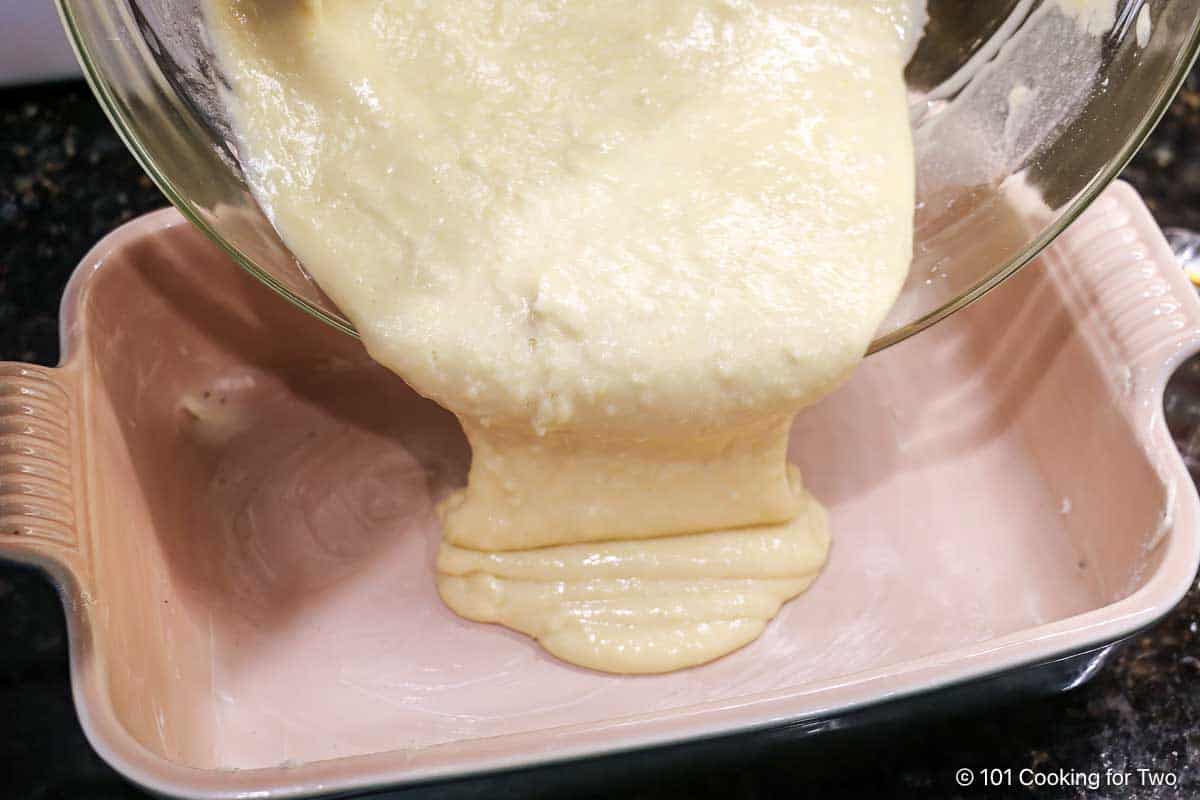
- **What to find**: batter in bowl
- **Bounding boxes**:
[206,0,918,673]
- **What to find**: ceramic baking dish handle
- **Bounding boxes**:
[0,362,84,582]
[1060,186,1200,396]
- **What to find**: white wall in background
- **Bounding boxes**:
[0,1,82,87]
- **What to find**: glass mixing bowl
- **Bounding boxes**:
[56,1,1200,353]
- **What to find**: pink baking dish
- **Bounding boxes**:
[1,182,1198,798]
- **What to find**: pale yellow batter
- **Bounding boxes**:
[206,0,917,673]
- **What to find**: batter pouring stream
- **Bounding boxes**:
[207,0,917,673]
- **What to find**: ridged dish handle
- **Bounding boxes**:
[1053,183,1200,387]
[0,363,82,579]
[1047,183,1200,560]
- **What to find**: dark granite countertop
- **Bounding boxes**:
[3,70,1200,799]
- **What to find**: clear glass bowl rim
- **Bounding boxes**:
[53,2,1200,355]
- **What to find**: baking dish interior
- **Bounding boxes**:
[74,215,1167,773]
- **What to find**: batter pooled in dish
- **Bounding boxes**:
[206,0,917,673]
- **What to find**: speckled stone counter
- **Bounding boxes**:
[2,71,1200,799]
